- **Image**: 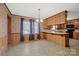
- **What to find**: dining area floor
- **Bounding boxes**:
[3,39,79,56]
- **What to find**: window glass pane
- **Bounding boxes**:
[23,21,39,35]
[34,22,39,34]
[23,21,30,34]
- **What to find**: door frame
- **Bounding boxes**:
[7,15,11,44]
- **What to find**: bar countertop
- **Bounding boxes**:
[41,30,69,35]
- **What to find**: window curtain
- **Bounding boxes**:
[22,19,39,40]
[29,19,35,40]
[23,21,30,34]
[29,19,40,40]
[20,18,24,42]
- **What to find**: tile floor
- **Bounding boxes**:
[3,39,79,56]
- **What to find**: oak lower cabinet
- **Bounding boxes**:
[41,32,47,40]
[55,35,62,45]
[55,34,69,47]
[73,32,79,40]
[47,34,56,42]
[47,34,52,41]
[42,32,69,47]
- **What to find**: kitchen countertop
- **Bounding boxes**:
[41,30,69,35]
[74,29,79,32]
[41,29,79,35]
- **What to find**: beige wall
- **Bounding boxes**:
[0,3,8,55]
[11,15,32,33]
[0,3,34,55]
[10,16,21,45]
[0,4,8,38]
[11,16,32,44]
[11,16,21,33]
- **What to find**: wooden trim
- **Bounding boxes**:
[7,15,12,44]
[11,33,20,34]
[20,18,24,42]
[4,3,12,15]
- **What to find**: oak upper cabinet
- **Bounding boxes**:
[55,15,58,24]
[73,20,79,29]
[59,13,64,24]
[45,11,67,25]
[57,24,66,29]
[47,17,52,25]
[52,17,55,25]
[55,12,66,24]
[48,17,55,25]
[43,20,48,29]
[67,19,79,29]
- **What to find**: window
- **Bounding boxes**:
[34,22,39,34]
[23,21,30,34]
[23,20,39,35]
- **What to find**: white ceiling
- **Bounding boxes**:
[6,3,79,20]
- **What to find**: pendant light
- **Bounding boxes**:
[38,8,41,40]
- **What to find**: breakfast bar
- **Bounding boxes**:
[41,30,69,47]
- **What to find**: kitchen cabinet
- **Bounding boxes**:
[43,11,67,28]
[55,13,66,24]
[47,34,53,41]
[57,24,66,29]
[73,32,79,40]
[55,34,68,46]
[48,17,55,25]
[41,32,47,40]
[67,19,79,29]
[41,32,69,47]
[73,20,79,29]
[43,20,48,29]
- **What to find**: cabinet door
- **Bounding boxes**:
[73,32,79,40]
[40,33,44,39]
[47,34,50,40]
[47,34,52,41]
[55,35,63,46]
[49,34,53,41]
[48,18,52,25]
[74,21,79,29]
[43,20,48,29]
[52,35,56,42]
[43,33,47,40]
[49,34,55,42]
[47,34,56,41]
